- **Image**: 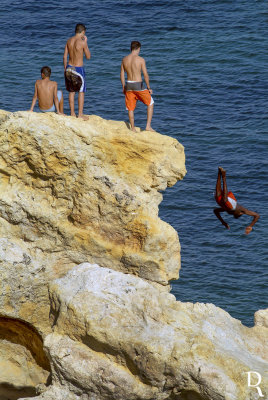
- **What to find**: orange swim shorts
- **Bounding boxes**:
[216,191,237,210]
[125,90,154,111]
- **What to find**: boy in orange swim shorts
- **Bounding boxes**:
[121,41,154,132]
[214,167,259,234]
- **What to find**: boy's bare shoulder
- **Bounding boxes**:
[122,54,129,62]
[66,36,74,46]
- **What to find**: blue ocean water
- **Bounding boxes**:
[0,0,267,326]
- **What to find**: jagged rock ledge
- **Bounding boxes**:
[0,110,186,288]
[0,111,267,400]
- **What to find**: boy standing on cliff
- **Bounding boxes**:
[63,23,91,120]
[29,66,64,113]
[121,41,154,132]
[214,167,260,234]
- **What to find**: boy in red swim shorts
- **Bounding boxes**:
[121,41,154,132]
[214,167,259,234]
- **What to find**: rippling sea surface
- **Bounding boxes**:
[0,0,267,326]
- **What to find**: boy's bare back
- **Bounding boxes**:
[35,79,58,110]
[122,54,146,81]
[64,35,89,68]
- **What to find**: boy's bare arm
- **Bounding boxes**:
[120,61,125,93]
[63,43,69,71]
[29,82,38,111]
[214,208,230,229]
[240,206,260,234]
[141,58,152,93]
[83,36,91,60]
[53,83,60,114]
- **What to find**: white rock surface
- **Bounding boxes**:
[37,263,268,400]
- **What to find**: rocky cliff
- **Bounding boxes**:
[0,110,267,400]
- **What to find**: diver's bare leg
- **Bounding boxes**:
[215,167,222,198]
[221,168,228,203]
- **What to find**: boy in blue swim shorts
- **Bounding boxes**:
[63,23,91,120]
[29,66,64,114]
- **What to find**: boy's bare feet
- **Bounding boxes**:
[145,126,155,132]
[131,127,137,132]
[78,114,89,121]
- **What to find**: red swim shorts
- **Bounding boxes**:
[125,90,154,111]
[216,191,237,210]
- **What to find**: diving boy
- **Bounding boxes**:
[29,66,64,113]
[120,41,154,132]
[63,23,91,120]
[214,167,260,234]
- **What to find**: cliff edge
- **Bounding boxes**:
[0,111,267,400]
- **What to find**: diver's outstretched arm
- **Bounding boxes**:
[236,205,260,235]
[214,208,230,229]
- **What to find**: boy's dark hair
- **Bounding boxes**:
[75,23,86,34]
[131,41,141,51]
[41,66,51,77]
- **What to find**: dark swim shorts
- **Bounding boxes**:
[65,65,86,93]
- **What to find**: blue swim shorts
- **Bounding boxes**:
[65,65,86,93]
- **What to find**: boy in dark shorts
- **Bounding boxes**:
[29,66,64,113]
[63,23,91,120]
[214,167,259,234]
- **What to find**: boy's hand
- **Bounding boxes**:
[223,222,230,229]
[245,226,252,235]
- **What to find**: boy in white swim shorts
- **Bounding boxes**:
[214,167,259,235]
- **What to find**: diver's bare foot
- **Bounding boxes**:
[145,126,155,132]
[78,114,89,121]
[219,166,226,173]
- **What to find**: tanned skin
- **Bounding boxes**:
[29,73,64,113]
[121,47,154,132]
[214,167,260,234]
[63,29,91,120]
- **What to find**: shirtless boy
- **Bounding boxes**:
[121,41,154,132]
[29,66,64,113]
[63,23,91,120]
[214,167,260,234]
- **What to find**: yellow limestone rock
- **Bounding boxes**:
[0,111,267,400]
[0,110,186,287]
